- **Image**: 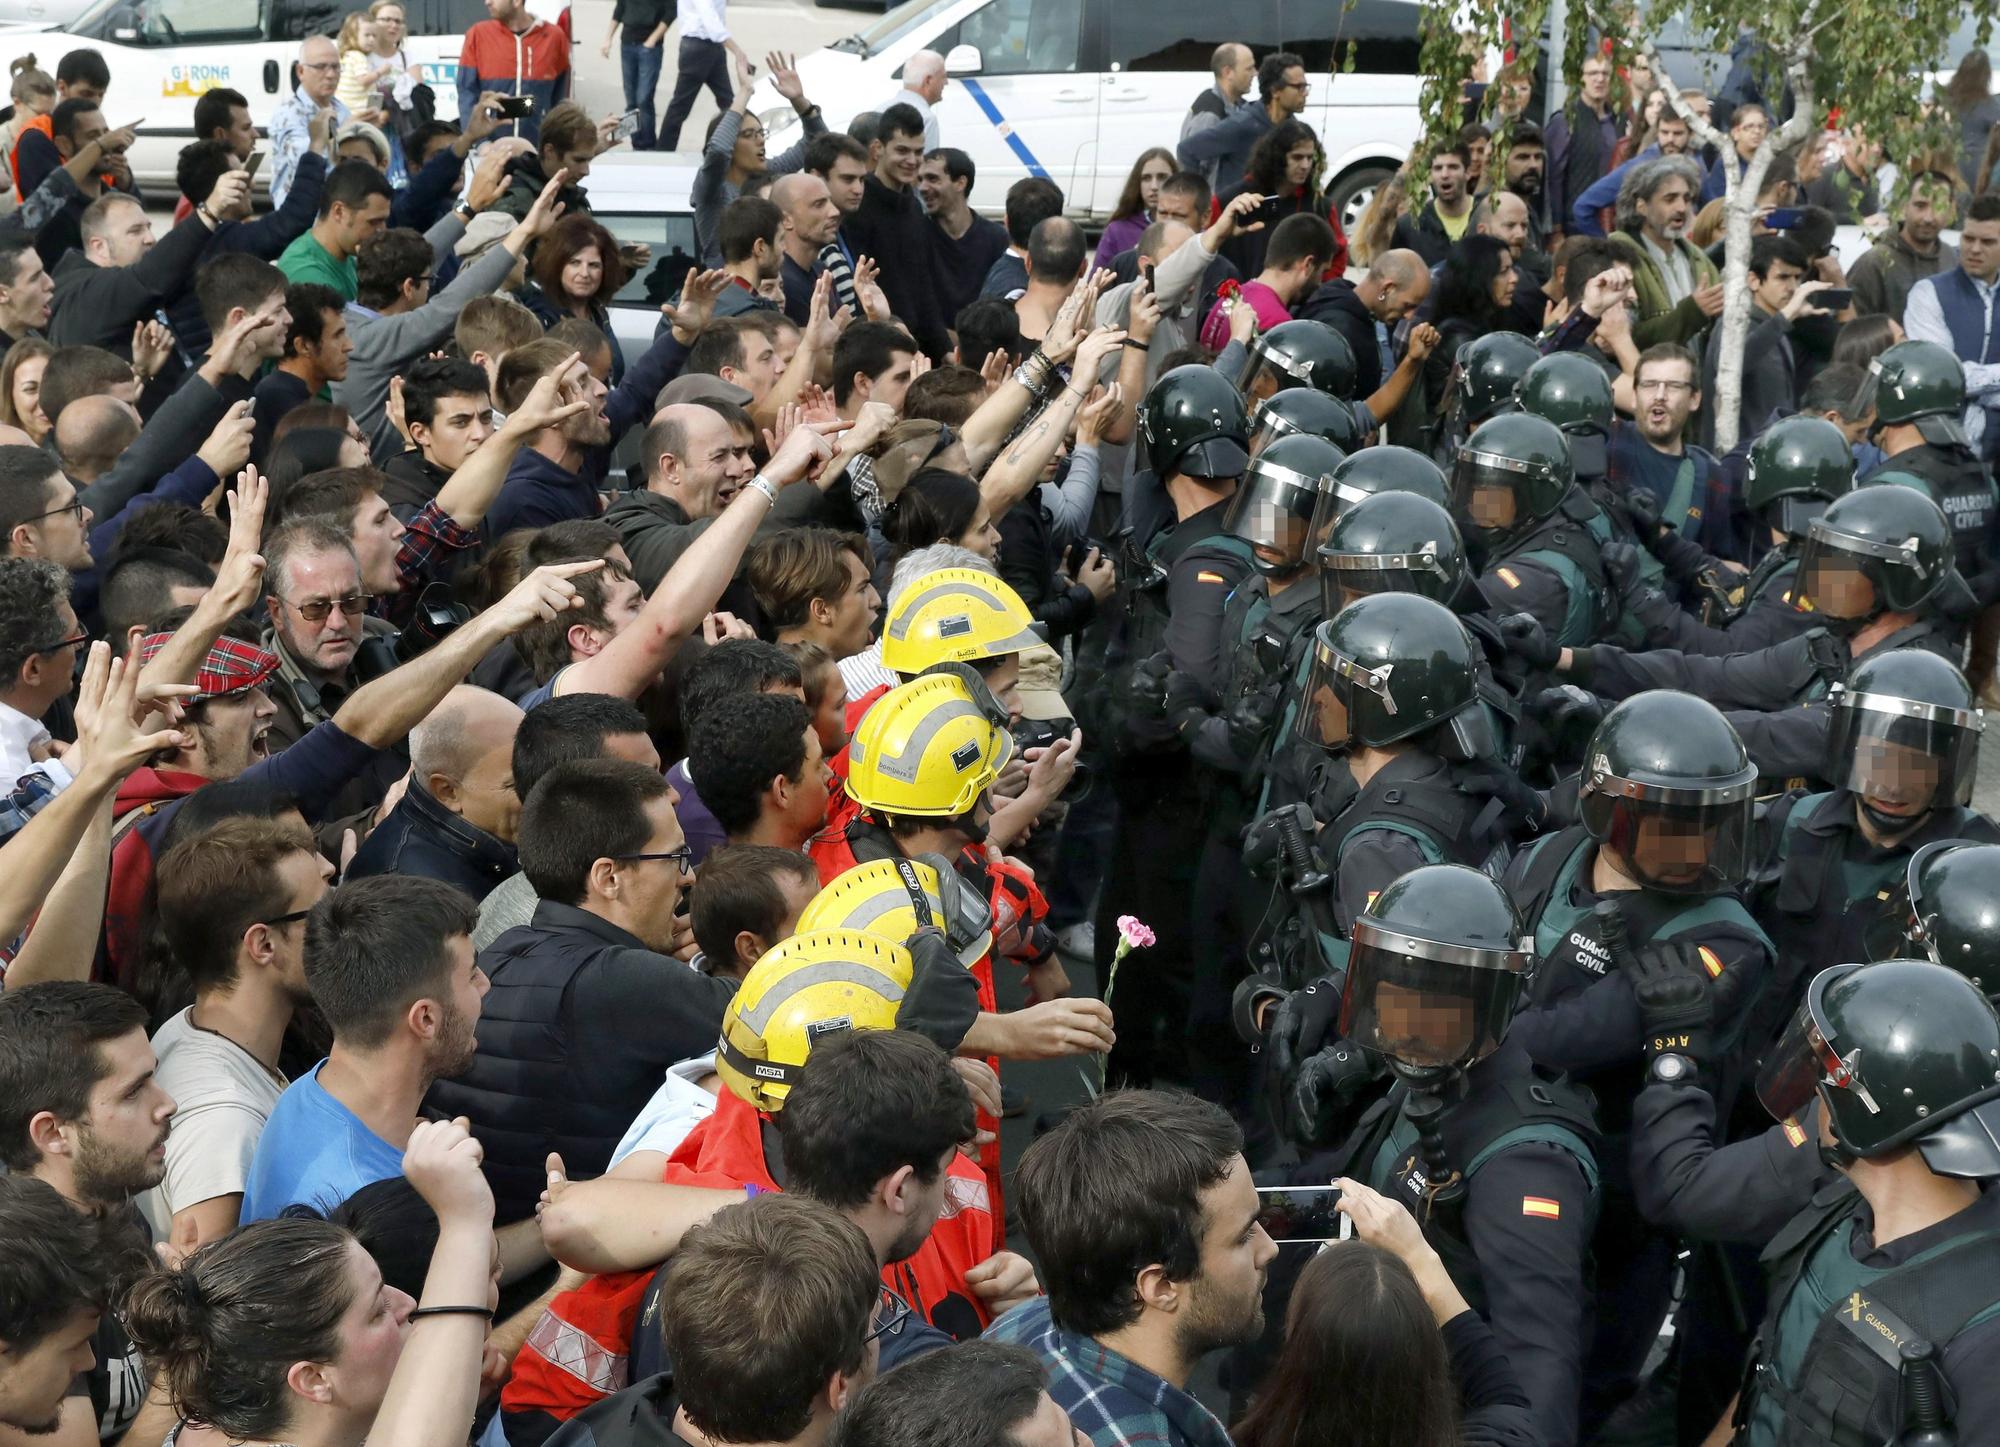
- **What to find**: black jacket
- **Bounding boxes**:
[49,208,216,355]
[1297,278,1386,398]
[346,778,518,902]
[426,899,736,1223]
[847,174,951,361]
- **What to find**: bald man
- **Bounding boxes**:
[52,394,139,485]
[772,172,840,325]
[346,683,526,900]
[1181,43,1257,189]
[1297,248,1440,429]
[604,402,822,591]
[888,49,946,150]
[1473,192,1548,335]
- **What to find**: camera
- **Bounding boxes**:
[1011,715,1092,803]
[352,583,472,683]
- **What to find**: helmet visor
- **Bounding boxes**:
[1796,518,1935,617]
[1338,921,1529,1070]
[1319,538,1459,609]
[1224,459,1327,571]
[1236,341,1305,405]
[1294,631,1399,751]
[1756,975,1880,1125]
[1578,785,1756,895]
[1830,692,1982,812]
[1450,451,1524,537]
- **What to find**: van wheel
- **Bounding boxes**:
[1329,166,1395,236]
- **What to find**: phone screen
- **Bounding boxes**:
[244,150,265,181]
[612,108,641,142]
[497,96,535,119]
[1817,288,1853,310]
[1255,1185,1346,1243]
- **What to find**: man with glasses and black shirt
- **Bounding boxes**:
[428,758,735,1226]
[139,815,333,1247]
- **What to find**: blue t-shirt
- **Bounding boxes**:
[240,1061,405,1222]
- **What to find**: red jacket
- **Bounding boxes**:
[102,766,217,991]
[502,1091,995,1432]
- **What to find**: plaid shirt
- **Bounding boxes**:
[379,499,479,626]
[984,1300,1233,1447]
[0,765,61,851]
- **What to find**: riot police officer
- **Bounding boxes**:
[1540,486,1963,782]
[1236,317,1359,404]
[1097,364,1258,1086]
[1634,960,2000,1447]
[1174,430,1347,1109]
[1519,350,1615,487]
[1621,415,1855,656]
[1858,339,1998,590]
[1454,411,1617,646]
[1298,865,1600,1447]
[1753,647,1999,1045]
[1868,838,2000,999]
[1431,329,1540,465]
[1502,689,1775,1434]
[1248,387,1365,457]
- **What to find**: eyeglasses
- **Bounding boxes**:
[21,496,83,526]
[287,593,375,623]
[260,907,313,930]
[1635,379,1695,396]
[865,1287,912,1344]
[300,60,341,72]
[31,627,88,655]
[610,845,694,877]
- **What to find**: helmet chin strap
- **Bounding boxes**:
[1858,798,1931,839]
[1389,1059,1467,1218]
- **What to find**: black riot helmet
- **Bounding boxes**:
[1318,491,1469,610]
[1873,841,2000,999]
[1517,352,1615,479]
[1249,388,1364,456]
[1792,485,1955,623]
[1138,364,1251,480]
[1338,864,1533,1073]
[1757,960,2000,1177]
[1306,445,1451,545]
[1828,648,1983,833]
[1857,339,1971,448]
[1294,593,1482,752]
[1743,415,1855,540]
[1578,690,1757,896]
[1455,332,1540,425]
[1237,319,1359,403]
[1222,433,1347,576]
[1450,412,1575,552]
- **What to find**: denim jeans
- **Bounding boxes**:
[658,35,732,151]
[620,40,663,150]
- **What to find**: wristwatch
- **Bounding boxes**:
[1648,1052,1696,1085]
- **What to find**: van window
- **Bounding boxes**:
[71,0,260,42]
[944,0,1082,75]
[1105,0,1278,72]
[272,0,340,39]
[595,211,701,309]
[1282,0,1420,75]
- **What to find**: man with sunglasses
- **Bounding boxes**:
[428,757,734,1226]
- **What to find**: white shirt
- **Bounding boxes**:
[609,1054,720,1165]
[138,1007,289,1238]
[1641,234,1694,306]
[677,0,730,44]
[888,88,941,150]
[1904,270,2000,450]
[839,641,895,701]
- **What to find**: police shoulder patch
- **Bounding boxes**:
[1496,566,1522,589]
[1521,1196,1561,1220]
[1782,1117,1808,1148]
[1196,570,1228,584]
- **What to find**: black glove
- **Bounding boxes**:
[1805,628,1849,688]
[1226,687,1281,760]
[1630,940,1714,1068]
[1124,652,1175,724]
[1497,611,1561,670]
[1622,484,1663,539]
[897,925,982,1055]
[1288,1039,1382,1147]
[1265,975,1341,1086]
[1600,540,1644,600]
[1164,669,1208,735]
[1529,684,1606,734]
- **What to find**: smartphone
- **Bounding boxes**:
[1138,257,1156,288]
[612,108,641,143]
[243,150,265,182]
[1255,1184,1346,1244]
[1763,207,1806,230]
[495,95,536,120]
[1816,287,1854,311]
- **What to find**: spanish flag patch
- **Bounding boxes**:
[1782,1117,1808,1149]
[1522,1196,1562,1220]
[1697,946,1724,979]
[1497,566,1522,589]
[1196,571,1227,584]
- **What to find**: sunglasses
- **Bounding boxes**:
[865,1287,912,1344]
[288,593,376,623]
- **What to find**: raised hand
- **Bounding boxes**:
[518,168,570,239]
[206,466,269,616]
[504,352,594,435]
[403,1116,496,1226]
[767,50,805,103]
[1076,383,1122,446]
[196,401,255,480]
[73,644,192,787]
[490,559,605,633]
[664,268,732,340]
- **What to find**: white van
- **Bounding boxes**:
[749,0,1449,229]
[0,0,565,190]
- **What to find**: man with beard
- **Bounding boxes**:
[138,816,334,1247]
[1500,123,1552,273]
[0,983,181,1447]
[240,874,489,1222]
[1545,53,1619,245]
[1849,170,1958,322]
[0,1175,113,1439]
[1606,154,1725,348]
[1391,145,1475,268]
[258,521,392,760]
[988,1090,1277,1447]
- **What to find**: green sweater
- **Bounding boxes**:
[1607,230,1719,349]
[277,230,357,303]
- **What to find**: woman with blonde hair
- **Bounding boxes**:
[0,335,51,444]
